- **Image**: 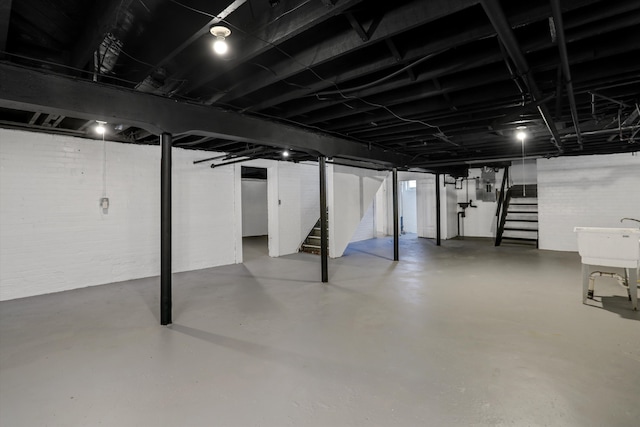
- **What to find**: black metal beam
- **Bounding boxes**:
[0,63,408,167]
[345,12,369,42]
[550,0,583,149]
[481,0,564,153]
[0,0,11,59]
[299,53,508,125]
[243,0,601,115]
[319,156,328,282]
[201,0,480,103]
[392,168,399,261]
[435,173,441,246]
[160,132,172,326]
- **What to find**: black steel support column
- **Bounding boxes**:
[160,133,172,325]
[392,168,399,261]
[436,173,441,246]
[319,156,328,283]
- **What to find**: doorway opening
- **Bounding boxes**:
[400,180,417,236]
[241,166,268,260]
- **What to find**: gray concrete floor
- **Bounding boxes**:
[1,235,639,426]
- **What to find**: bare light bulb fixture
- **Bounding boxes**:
[282,150,290,158]
[210,26,231,55]
[95,120,107,135]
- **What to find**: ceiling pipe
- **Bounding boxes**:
[550,0,583,150]
[480,0,564,154]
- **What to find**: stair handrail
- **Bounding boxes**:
[495,187,512,246]
[495,167,509,226]
[495,166,510,246]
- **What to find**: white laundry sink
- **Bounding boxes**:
[574,227,639,310]
[574,227,640,268]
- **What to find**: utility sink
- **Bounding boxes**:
[574,227,640,268]
[574,227,639,310]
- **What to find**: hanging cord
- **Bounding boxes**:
[521,142,525,197]
[102,131,107,199]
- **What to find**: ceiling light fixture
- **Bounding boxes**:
[210,26,231,55]
[95,120,107,135]
[282,150,290,157]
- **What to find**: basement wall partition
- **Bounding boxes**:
[537,152,640,251]
[373,171,453,241]
[237,159,319,259]
[329,165,389,258]
[0,128,239,301]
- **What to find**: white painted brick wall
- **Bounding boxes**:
[537,153,640,251]
[331,166,388,257]
[0,129,238,300]
[350,202,375,243]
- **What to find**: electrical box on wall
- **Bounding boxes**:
[476,168,497,202]
[100,197,109,214]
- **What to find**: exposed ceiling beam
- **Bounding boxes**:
[128,0,247,88]
[0,63,408,167]
[298,51,506,124]
[28,112,41,125]
[195,0,480,103]
[550,0,583,149]
[483,0,566,152]
[240,0,604,115]
[345,12,369,42]
[180,0,365,95]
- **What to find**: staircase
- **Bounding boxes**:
[300,218,325,255]
[496,184,539,247]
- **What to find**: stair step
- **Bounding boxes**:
[505,219,538,222]
[504,227,538,232]
[508,210,538,214]
[302,244,321,249]
[502,236,538,242]
[509,203,538,206]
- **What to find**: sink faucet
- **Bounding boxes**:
[620,217,640,227]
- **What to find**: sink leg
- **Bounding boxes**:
[582,264,590,304]
[629,268,638,311]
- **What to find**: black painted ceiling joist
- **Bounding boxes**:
[0,63,408,167]
[193,0,481,103]
[182,0,366,98]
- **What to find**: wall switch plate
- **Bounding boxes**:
[100,197,109,213]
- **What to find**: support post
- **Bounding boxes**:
[392,168,399,261]
[436,173,441,246]
[160,133,172,325]
[319,156,328,283]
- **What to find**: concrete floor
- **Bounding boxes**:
[1,235,639,426]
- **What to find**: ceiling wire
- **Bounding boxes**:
[2,1,450,148]
[167,0,453,143]
[0,50,150,87]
